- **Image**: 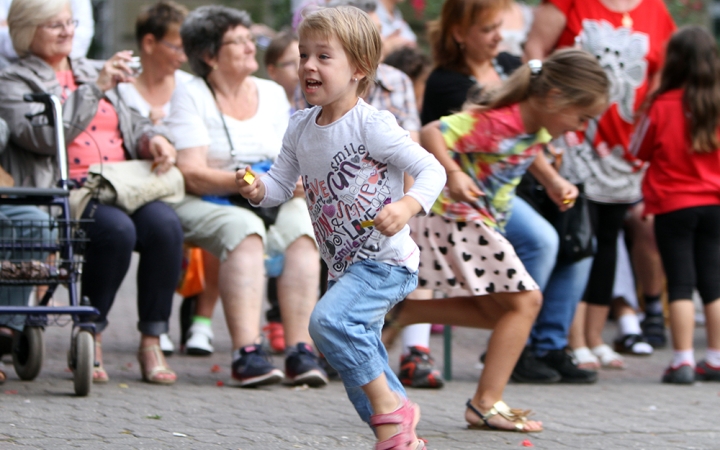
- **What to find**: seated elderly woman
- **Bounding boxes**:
[0,0,183,385]
[165,5,325,387]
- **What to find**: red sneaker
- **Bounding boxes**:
[399,346,444,389]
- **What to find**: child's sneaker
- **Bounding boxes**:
[284,343,328,387]
[159,333,175,356]
[230,344,283,387]
[399,346,444,389]
[185,322,214,356]
[695,360,720,381]
[661,363,695,384]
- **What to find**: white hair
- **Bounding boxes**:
[8,0,70,57]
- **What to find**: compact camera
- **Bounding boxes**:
[127,56,142,76]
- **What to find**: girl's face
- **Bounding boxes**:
[30,5,75,62]
[298,32,363,112]
[542,101,606,138]
[453,12,503,65]
[212,25,258,78]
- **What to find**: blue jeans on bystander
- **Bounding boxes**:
[503,197,593,354]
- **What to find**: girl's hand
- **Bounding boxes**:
[97,50,135,92]
[373,197,421,237]
[235,166,265,204]
[545,176,578,211]
[148,135,176,174]
[446,170,484,203]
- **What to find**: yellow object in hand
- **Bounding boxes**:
[360,220,374,228]
[243,169,256,184]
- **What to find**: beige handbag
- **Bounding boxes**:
[69,160,184,219]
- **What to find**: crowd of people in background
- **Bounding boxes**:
[1,0,720,447]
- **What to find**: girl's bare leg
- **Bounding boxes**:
[467,290,543,432]
[585,304,610,349]
[568,301,588,350]
[387,290,543,431]
[705,300,720,350]
[669,300,695,351]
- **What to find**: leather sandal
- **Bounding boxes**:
[591,344,626,369]
[466,399,542,433]
[93,341,109,383]
[370,396,424,450]
[138,344,177,385]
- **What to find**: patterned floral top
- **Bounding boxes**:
[432,104,551,229]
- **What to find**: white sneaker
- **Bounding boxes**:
[185,323,214,356]
[159,333,175,356]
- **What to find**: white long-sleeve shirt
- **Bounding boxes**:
[259,98,445,279]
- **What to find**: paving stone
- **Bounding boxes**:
[2,254,719,449]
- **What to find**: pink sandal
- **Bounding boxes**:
[370,397,425,450]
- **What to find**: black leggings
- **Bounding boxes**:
[81,200,184,335]
[654,205,720,304]
[584,201,632,306]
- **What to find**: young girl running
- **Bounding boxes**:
[386,48,609,432]
[237,5,444,449]
[631,26,720,385]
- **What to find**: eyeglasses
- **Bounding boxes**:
[160,40,185,55]
[220,34,257,48]
[40,19,78,32]
[275,59,299,69]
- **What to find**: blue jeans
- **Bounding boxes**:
[531,256,593,352]
[0,205,55,331]
[504,197,593,353]
[309,259,418,424]
[503,197,558,290]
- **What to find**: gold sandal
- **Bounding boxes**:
[466,399,542,433]
[138,344,176,385]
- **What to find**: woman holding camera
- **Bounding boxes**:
[0,0,183,385]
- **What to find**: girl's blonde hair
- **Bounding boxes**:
[471,48,609,113]
[652,25,720,153]
[8,0,70,58]
[297,5,381,96]
[427,0,508,74]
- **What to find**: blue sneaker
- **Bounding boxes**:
[230,344,283,387]
[284,343,328,387]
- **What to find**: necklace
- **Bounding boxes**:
[204,78,237,158]
[621,12,633,28]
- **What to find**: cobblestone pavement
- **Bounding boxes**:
[1,255,719,449]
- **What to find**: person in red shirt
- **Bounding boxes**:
[631,26,720,384]
[524,0,676,368]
